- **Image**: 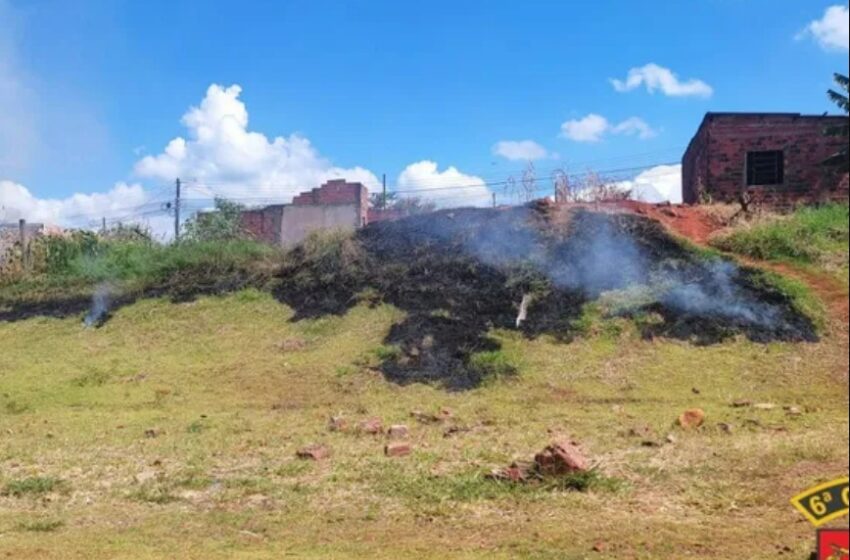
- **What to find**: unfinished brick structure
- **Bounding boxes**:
[682,112,849,208]
[240,179,369,246]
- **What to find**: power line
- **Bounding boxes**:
[176,161,680,199]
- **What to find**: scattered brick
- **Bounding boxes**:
[384,442,412,457]
[534,439,590,475]
[677,408,706,430]
[358,417,383,435]
[296,444,331,461]
[387,424,409,440]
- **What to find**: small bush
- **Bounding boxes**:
[468,350,517,381]
[2,477,64,497]
[71,370,111,387]
[374,344,402,361]
[17,519,65,532]
[186,420,208,434]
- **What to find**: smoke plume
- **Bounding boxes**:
[83,283,112,328]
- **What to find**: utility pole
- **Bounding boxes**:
[174,177,181,243]
[382,173,387,210]
[18,218,28,271]
[492,192,497,209]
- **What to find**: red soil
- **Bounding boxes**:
[611,201,724,244]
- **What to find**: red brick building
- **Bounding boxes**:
[240,179,369,246]
[682,112,849,208]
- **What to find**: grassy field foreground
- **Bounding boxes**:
[0,285,848,559]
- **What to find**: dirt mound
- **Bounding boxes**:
[276,205,817,389]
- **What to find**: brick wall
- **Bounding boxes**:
[240,205,284,244]
[292,179,368,226]
[682,113,849,208]
[240,179,370,245]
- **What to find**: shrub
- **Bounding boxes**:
[2,477,65,497]
[183,198,246,242]
[711,204,849,266]
[468,350,517,381]
[17,519,65,533]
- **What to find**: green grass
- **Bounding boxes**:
[0,236,280,305]
[468,350,518,382]
[16,519,65,533]
[0,211,842,559]
[711,204,849,275]
[749,268,828,331]
[0,289,846,559]
[2,477,65,497]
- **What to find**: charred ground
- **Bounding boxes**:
[275,205,817,389]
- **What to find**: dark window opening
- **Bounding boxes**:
[746,150,784,186]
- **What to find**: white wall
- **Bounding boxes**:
[280,204,361,247]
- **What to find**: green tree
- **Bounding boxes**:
[823,73,849,172]
[183,198,246,242]
[369,192,436,215]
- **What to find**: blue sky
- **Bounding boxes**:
[1,0,848,228]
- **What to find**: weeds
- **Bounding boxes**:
[0,236,280,314]
[711,203,849,269]
[186,419,208,434]
[371,463,624,510]
[539,468,627,493]
[17,519,65,532]
[130,483,180,505]
[2,477,65,497]
[4,399,30,414]
[468,350,518,382]
[71,370,111,387]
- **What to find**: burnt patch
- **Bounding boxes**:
[0,265,271,325]
[276,206,818,389]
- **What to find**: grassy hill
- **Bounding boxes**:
[0,206,847,559]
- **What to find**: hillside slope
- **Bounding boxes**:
[0,206,847,559]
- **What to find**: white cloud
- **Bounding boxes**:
[610,64,713,98]
[615,164,682,203]
[0,180,152,227]
[396,160,491,208]
[560,114,610,142]
[135,84,380,201]
[797,5,849,52]
[492,140,549,161]
[611,117,658,140]
[560,114,657,143]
